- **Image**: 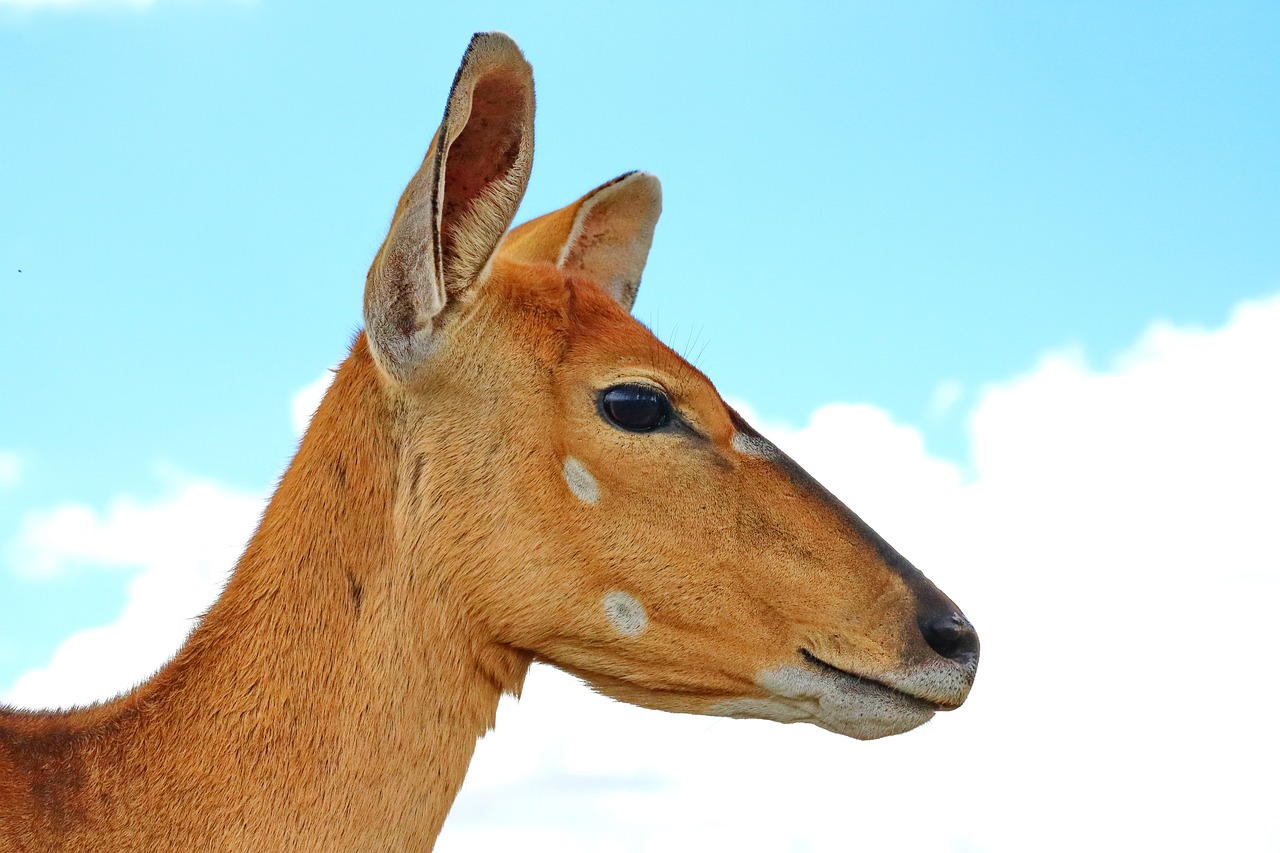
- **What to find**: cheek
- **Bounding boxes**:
[563,456,600,504]
[602,591,647,637]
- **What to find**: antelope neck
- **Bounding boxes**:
[0,337,521,850]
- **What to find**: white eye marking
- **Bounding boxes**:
[731,432,778,460]
[563,457,600,504]
[602,591,648,636]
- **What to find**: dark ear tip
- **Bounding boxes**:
[596,171,662,212]
[462,31,533,77]
[470,31,519,49]
[628,171,662,207]
[618,169,661,192]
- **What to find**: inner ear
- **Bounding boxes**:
[440,72,530,287]
[558,171,661,311]
[498,171,663,312]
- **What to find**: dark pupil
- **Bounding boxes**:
[602,385,670,432]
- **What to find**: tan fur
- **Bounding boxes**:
[0,32,977,851]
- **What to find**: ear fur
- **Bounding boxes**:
[364,32,534,381]
[500,171,662,312]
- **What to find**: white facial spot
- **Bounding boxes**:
[731,432,779,460]
[602,591,647,637]
[563,457,599,504]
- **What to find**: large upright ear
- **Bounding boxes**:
[364,32,534,381]
[500,171,661,312]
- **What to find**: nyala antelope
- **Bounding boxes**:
[0,32,978,851]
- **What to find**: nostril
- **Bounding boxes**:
[919,611,979,663]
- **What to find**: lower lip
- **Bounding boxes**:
[799,649,954,712]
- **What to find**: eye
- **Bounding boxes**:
[600,384,672,433]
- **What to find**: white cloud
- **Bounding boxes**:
[0,451,20,490]
[6,294,1280,850]
[290,369,336,436]
[3,363,331,707]
[8,467,262,580]
[4,472,264,709]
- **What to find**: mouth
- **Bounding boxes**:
[799,649,958,712]
[709,647,970,740]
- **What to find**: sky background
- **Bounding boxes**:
[2,2,1278,850]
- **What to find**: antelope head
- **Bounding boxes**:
[364,33,977,743]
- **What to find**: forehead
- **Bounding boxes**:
[561,277,723,400]
[487,260,729,421]
[490,260,695,371]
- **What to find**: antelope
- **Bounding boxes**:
[0,32,979,851]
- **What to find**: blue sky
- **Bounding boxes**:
[2,3,1279,850]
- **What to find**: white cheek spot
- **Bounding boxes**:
[731,432,779,460]
[563,457,599,504]
[602,591,647,637]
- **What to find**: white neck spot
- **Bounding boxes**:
[603,591,648,636]
[563,457,600,504]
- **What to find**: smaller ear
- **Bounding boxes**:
[501,171,662,312]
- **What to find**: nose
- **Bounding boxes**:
[918,610,979,664]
